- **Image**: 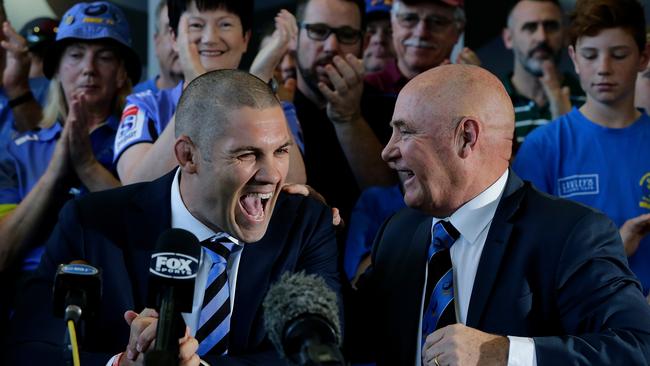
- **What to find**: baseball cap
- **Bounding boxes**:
[19,17,58,52]
[366,0,393,14]
[43,1,141,84]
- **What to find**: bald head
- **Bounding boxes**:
[384,64,515,216]
[401,64,514,159]
[406,65,514,130]
[176,69,280,156]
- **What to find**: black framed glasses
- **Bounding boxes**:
[300,23,363,45]
[394,12,455,31]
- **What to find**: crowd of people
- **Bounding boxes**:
[0,0,649,365]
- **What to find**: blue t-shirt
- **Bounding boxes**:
[513,107,650,294]
[0,116,119,270]
[132,76,159,94]
[0,77,51,159]
[114,81,305,163]
[344,184,405,280]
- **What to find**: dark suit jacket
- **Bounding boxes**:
[346,171,650,365]
[4,170,341,365]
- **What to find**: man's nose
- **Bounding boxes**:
[323,32,340,53]
[381,133,400,163]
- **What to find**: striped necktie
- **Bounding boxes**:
[196,234,235,356]
[421,220,460,344]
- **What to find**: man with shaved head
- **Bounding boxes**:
[5,70,340,365]
[346,64,650,365]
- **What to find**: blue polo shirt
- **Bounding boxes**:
[0,116,119,270]
[0,77,51,159]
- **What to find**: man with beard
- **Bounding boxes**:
[292,0,395,221]
[502,0,585,152]
[365,0,471,95]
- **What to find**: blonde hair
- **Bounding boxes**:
[39,69,133,129]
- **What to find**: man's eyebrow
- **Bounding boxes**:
[390,119,406,128]
[278,141,293,149]
[228,146,261,154]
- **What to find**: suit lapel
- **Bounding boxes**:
[123,171,175,308]
[395,214,432,360]
[466,171,525,327]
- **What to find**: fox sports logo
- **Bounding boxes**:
[150,252,199,279]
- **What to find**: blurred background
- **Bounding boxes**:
[3,0,650,84]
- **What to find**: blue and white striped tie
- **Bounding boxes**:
[196,234,234,356]
[421,220,460,345]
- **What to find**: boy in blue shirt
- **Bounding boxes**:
[514,0,650,294]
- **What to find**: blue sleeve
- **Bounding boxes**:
[344,190,379,280]
[113,102,156,163]
[281,102,305,154]
[512,127,553,193]
[0,154,20,205]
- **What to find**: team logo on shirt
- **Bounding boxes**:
[557,174,599,198]
[640,173,650,210]
[115,104,145,154]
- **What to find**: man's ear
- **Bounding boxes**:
[502,27,513,50]
[174,135,199,174]
[568,45,580,75]
[456,117,480,159]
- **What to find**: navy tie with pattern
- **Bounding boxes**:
[421,220,460,344]
[196,234,235,356]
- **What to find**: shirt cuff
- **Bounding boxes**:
[106,352,123,366]
[507,336,537,366]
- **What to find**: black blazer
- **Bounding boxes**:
[346,171,650,365]
[5,170,341,365]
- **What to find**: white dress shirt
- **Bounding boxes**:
[415,170,536,366]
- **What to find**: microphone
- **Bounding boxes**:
[53,261,102,365]
[53,261,102,324]
[263,272,344,366]
[145,228,201,366]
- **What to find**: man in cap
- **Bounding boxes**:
[363,0,396,74]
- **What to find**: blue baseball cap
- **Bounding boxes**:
[366,0,393,15]
[43,1,141,84]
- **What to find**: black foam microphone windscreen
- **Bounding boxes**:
[263,271,344,365]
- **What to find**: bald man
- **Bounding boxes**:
[345,64,650,365]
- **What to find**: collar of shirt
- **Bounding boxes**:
[432,169,510,244]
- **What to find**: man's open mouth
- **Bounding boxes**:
[239,192,273,221]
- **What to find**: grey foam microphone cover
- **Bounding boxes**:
[263,271,341,357]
